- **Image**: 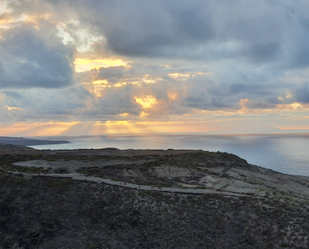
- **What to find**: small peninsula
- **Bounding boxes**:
[0,147,309,248]
[0,136,70,146]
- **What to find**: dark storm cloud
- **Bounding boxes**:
[5,0,309,68]
[102,0,215,57]
[12,0,215,57]
[0,24,74,89]
[48,0,308,67]
[8,0,309,66]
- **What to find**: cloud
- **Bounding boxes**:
[98,66,126,83]
[33,0,304,66]
[1,0,309,132]
[0,23,74,89]
[99,0,215,57]
[292,83,309,104]
[246,43,281,63]
[0,85,91,122]
[8,0,309,67]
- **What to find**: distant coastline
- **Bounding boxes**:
[0,136,70,146]
[26,133,309,177]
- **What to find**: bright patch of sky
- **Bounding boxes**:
[56,19,104,53]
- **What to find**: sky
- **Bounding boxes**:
[0,0,309,136]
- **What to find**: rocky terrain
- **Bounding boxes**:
[1,147,309,248]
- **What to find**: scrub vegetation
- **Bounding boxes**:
[1,146,309,248]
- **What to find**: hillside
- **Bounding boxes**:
[0,148,309,248]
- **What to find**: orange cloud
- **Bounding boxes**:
[140,111,149,117]
[167,91,178,101]
[6,106,22,111]
[24,13,54,23]
[93,80,108,85]
[276,102,304,111]
[74,58,130,72]
[0,15,15,25]
[168,73,190,79]
[102,120,221,134]
[0,122,81,136]
[277,125,309,131]
[142,74,162,84]
[0,117,292,137]
[134,95,157,109]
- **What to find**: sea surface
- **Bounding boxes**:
[29,132,309,177]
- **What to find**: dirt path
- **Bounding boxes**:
[4,165,250,197]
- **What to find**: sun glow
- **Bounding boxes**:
[277,102,304,110]
[114,82,127,88]
[168,73,190,79]
[134,95,157,109]
[142,74,161,84]
[0,122,82,136]
[74,58,130,72]
[291,102,302,109]
[0,16,15,25]
[24,13,54,23]
[192,72,209,77]
[6,106,22,111]
[93,80,108,85]
[82,79,130,98]
[140,111,149,117]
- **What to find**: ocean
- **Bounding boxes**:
[29,132,309,177]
